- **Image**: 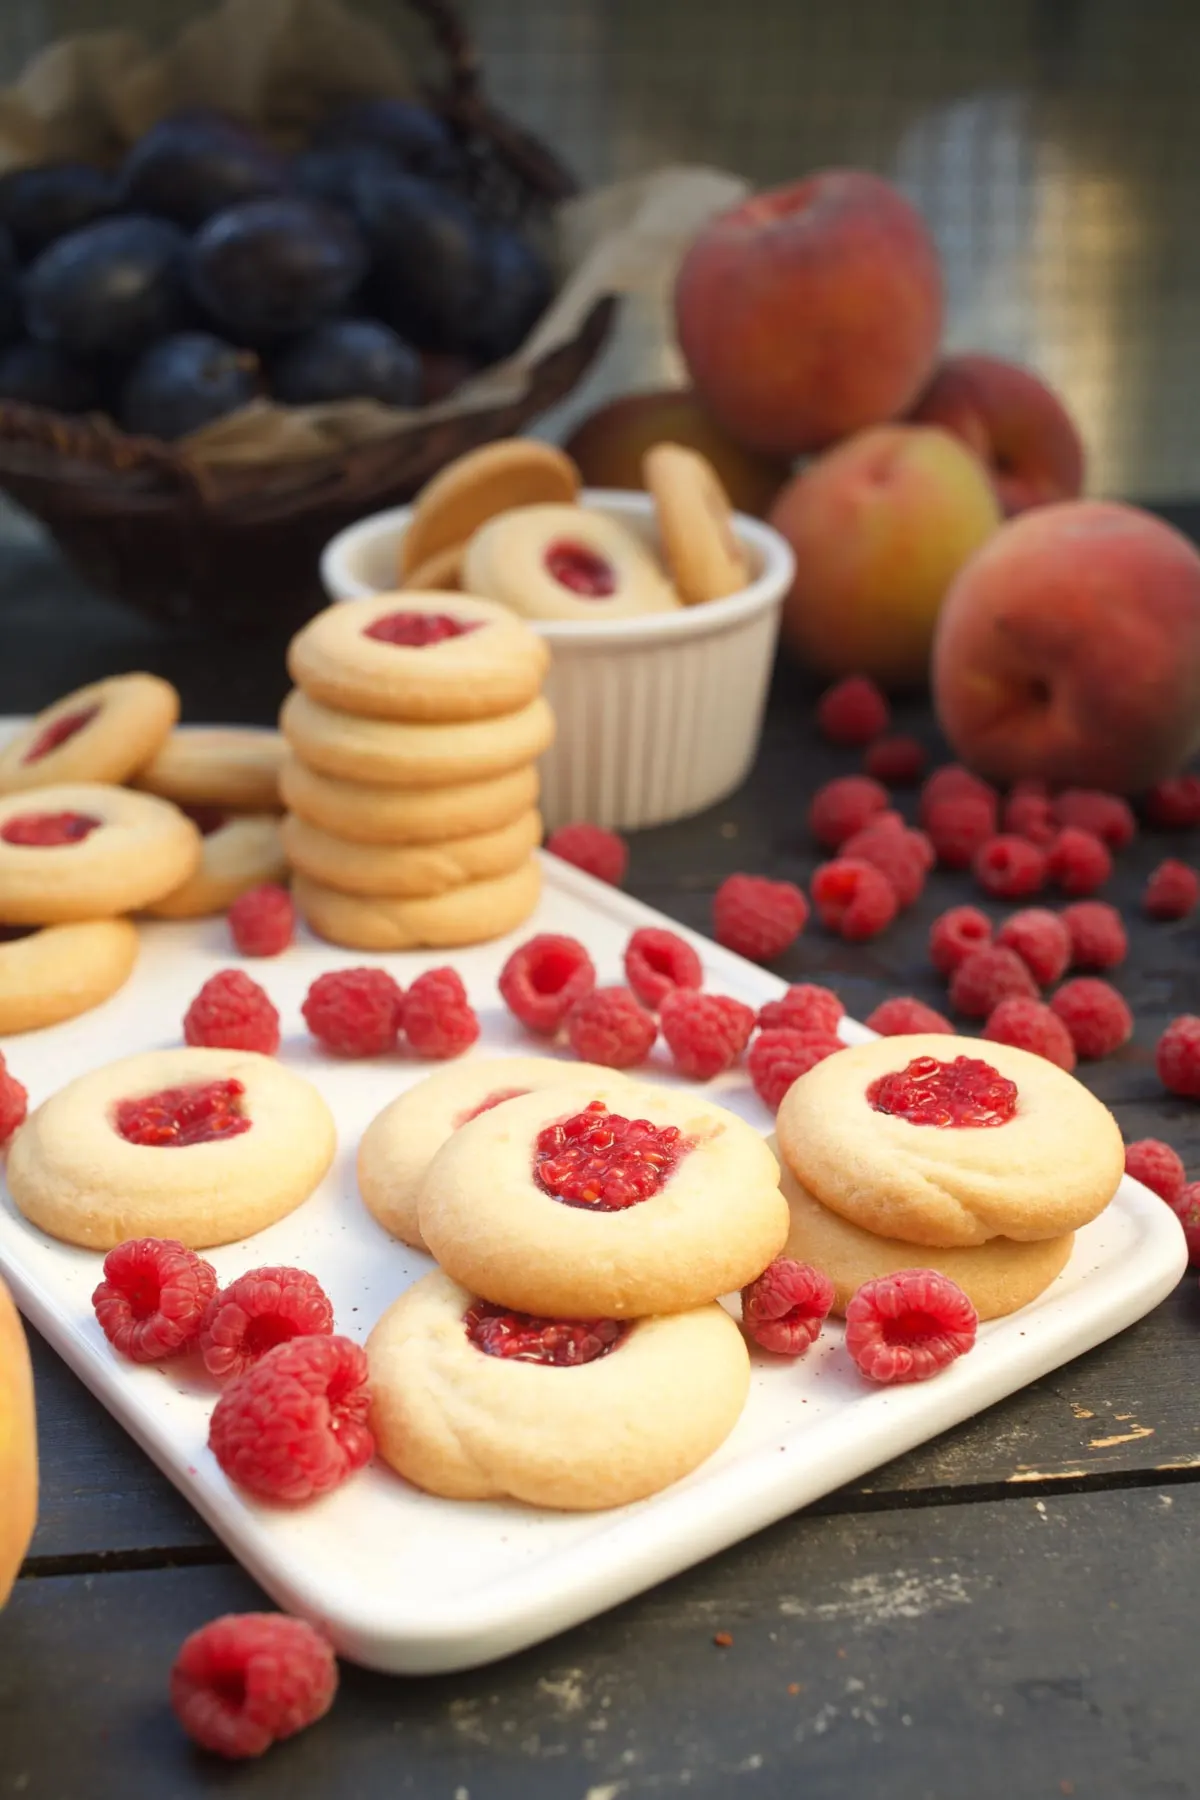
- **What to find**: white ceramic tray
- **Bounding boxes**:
[0,842,1186,1674]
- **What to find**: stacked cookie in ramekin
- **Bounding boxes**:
[279,592,554,950]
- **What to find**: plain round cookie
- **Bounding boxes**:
[0,784,201,924]
[133,727,285,811]
[281,807,541,899]
[6,1046,336,1250]
[358,1057,634,1249]
[368,1270,750,1510]
[0,674,178,793]
[280,689,555,787]
[293,856,540,950]
[405,544,464,591]
[287,592,550,723]
[400,438,581,577]
[463,504,682,622]
[776,1033,1125,1249]
[418,1080,788,1318]
[144,815,288,919]
[644,442,750,605]
[279,755,539,846]
[0,920,139,1035]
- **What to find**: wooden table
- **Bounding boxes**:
[2,539,1199,1799]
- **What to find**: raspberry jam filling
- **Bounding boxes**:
[534,1099,688,1211]
[114,1078,251,1148]
[363,611,482,648]
[867,1054,1018,1129]
[181,804,227,837]
[464,1300,627,1366]
[22,703,100,764]
[0,810,102,847]
[543,539,618,598]
[454,1086,531,1128]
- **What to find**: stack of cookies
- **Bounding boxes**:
[279,592,554,950]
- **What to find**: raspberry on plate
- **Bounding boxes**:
[228,884,295,957]
[1060,900,1128,969]
[741,1257,835,1355]
[1145,774,1200,829]
[810,857,898,940]
[545,821,629,886]
[925,794,998,869]
[302,966,403,1057]
[92,1237,218,1363]
[864,996,953,1036]
[184,969,280,1055]
[928,905,992,976]
[659,989,755,1080]
[840,821,931,908]
[996,908,1071,986]
[863,734,927,785]
[748,1027,843,1109]
[844,1269,978,1384]
[1124,1138,1186,1206]
[170,1612,337,1759]
[973,835,1047,900]
[1054,788,1137,850]
[1144,859,1200,920]
[808,775,889,849]
[499,933,595,1035]
[1045,826,1112,895]
[0,1051,27,1144]
[623,926,702,1010]
[1156,1015,1200,1097]
[919,764,997,825]
[713,873,808,961]
[1050,978,1133,1059]
[757,982,843,1035]
[982,997,1076,1071]
[948,945,1038,1018]
[208,1333,373,1504]
[1171,1183,1200,1263]
[403,967,480,1059]
[566,987,657,1069]
[1003,787,1057,847]
[198,1266,335,1382]
[815,674,889,746]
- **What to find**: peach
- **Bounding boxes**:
[564,388,790,518]
[909,353,1084,516]
[770,424,1001,688]
[674,170,943,456]
[0,1275,36,1608]
[933,501,1200,793]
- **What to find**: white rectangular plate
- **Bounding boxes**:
[0,825,1185,1673]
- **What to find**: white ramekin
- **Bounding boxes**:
[319,489,795,832]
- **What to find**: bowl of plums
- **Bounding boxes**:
[0,0,616,633]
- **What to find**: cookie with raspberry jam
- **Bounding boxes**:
[0,674,177,794]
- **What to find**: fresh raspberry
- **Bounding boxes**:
[973,834,1047,900]
[864,996,953,1036]
[92,1238,218,1363]
[748,1027,843,1109]
[499,933,595,1035]
[1156,1015,1200,1097]
[919,765,997,825]
[1049,978,1133,1059]
[659,989,755,1080]
[0,1051,27,1144]
[713,873,808,961]
[740,1257,835,1355]
[198,1266,335,1383]
[623,926,702,1010]
[1145,774,1200,829]
[815,674,889,746]
[301,966,403,1057]
[534,1101,686,1209]
[184,969,280,1054]
[228,884,295,957]
[863,734,926,784]
[1171,1185,1200,1264]
[1124,1138,1186,1205]
[1003,783,1057,848]
[995,908,1071,986]
[566,987,657,1068]
[545,821,629,886]
[982,998,1076,1071]
[948,945,1038,1018]
[208,1334,373,1504]
[845,1270,978,1384]
[464,1300,626,1365]
[808,775,889,849]
[1145,859,1200,920]
[928,905,992,976]
[1061,900,1128,969]
[170,1613,337,1759]
[925,794,998,869]
[810,857,898,940]
[402,967,479,1059]
[1046,827,1111,896]
[757,982,843,1035]
[841,821,931,908]
[1054,789,1136,851]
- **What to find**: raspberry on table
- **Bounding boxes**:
[1170,1183,1200,1264]
[864,996,953,1036]
[973,834,1047,900]
[566,987,657,1069]
[302,966,403,1057]
[198,1266,335,1382]
[948,945,1038,1018]
[841,821,931,908]
[919,764,997,825]
[1145,774,1200,829]
[545,821,629,886]
[713,873,808,962]
[184,969,280,1055]
[928,905,992,976]
[741,1257,835,1356]
[1054,789,1137,851]
[170,1612,337,1760]
[1003,785,1057,847]
[659,989,755,1080]
[748,1027,844,1110]
[925,794,999,869]
[996,908,1071,986]
[92,1238,218,1363]
[863,734,927,785]
[757,982,844,1035]
[982,998,1076,1071]
[208,1333,373,1504]
[1046,827,1112,896]
[228,884,295,958]
[808,774,890,849]
[0,1051,27,1144]
[1124,1138,1186,1206]
[402,967,479,1059]
[811,857,898,941]
[499,933,595,1035]
[623,926,702,1010]
[1144,859,1200,920]
[815,674,889,746]
[1156,1015,1200,1097]
[1060,900,1128,970]
[1050,978,1133,1059]
[844,1269,978,1384]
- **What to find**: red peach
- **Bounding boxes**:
[909,353,1084,516]
[933,500,1200,792]
[674,170,943,456]
[563,388,789,518]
